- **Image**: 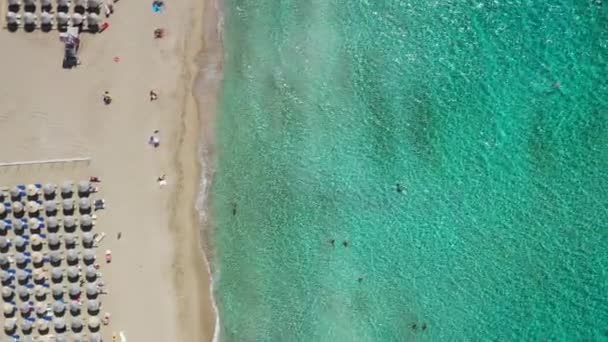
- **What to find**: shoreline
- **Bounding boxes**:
[172,0,224,340]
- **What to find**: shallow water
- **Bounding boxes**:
[210,1,608,340]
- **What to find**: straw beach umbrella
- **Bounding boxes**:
[31,252,43,266]
[12,202,23,215]
[85,283,98,298]
[83,249,95,264]
[0,220,9,234]
[16,269,29,283]
[72,334,84,342]
[61,182,73,198]
[72,12,84,25]
[78,198,91,212]
[14,236,26,250]
[49,250,62,264]
[30,234,42,248]
[0,205,5,218]
[82,232,94,246]
[69,301,81,315]
[1,270,12,284]
[28,217,41,230]
[64,233,76,247]
[51,267,63,281]
[34,302,46,316]
[26,185,38,198]
[33,269,46,283]
[3,303,14,316]
[80,214,93,229]
[86,300,99,313]
[57,12,69,25]
[71,317,83,331]
[57,0,69,6]
[10,187,21,200]
[48,233,60,249]
[37,320,49,334]
[62,199,74,213]
[66,249,78,264]
[12,219,25,234]
[86,0,100,9]
[19,302,31,315]
[68,284,80,298]
[85,265,97,281]
[44,201,58,215]
[64,215,76,230]
[52,301,65,315]
[17,286,29,300]
[67,266,79,282]
[78,181,91,196]
[5,11,18,25]
[46,216,59,231]
[43,184,56,198]
[90,332,102,342]
[87,316,100,330]
[1,286,12,300]
[0,255,8,268]
[52,283,63,297]
[20,319,33,333]
[25,201,39,215]
[34,285,46,300]
[0,236,9,249]
[15,253,28,267]
[86,12,99,28]
[54,318,66,332]
[4,318,16,333]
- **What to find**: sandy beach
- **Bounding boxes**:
[0,0,220,340]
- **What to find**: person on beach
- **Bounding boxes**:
[89,176,101,183]
[157,174,167,187]
[105,250,112,263]
[149,89,158,100]
[102,91,112,105]
[148,131,160,148]
[154,28,165,39]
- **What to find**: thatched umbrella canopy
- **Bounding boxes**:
[58,0,69,6]
[87,316,100,330]
[86,300,99,314]
[12,219,24,232]
[34,285,46,299]
[28,217,41,229]
[78,181,91,194]
[67,266,79,281]
[51,267,63,281]
[0,205,5,217]
[52,283,63,297]
[25,201,40,214]
[10,186,21,199]
[64,233,76,246]
[85,265,97,281]
[52,301,65,315]
[1,286,12,300]
[46,216,59,230]
[87,12,100,27]
[4,318,16,333]
[33,268,46,282]
[48,234,60,248]
[26,184,38,197]
[87,0,100,8]
[14,236,26,249]
[85,283,98,297]
[0,236,8,249]
[1,270,13,283]
[49,250,62,264]
[82,232,94,246]
[83,249,96,263]
[61,182,73,197]
[31,252,43,265]
[17,286,29,300]
[66,249,79,264]
[12,202,23,214]
[69,301,81,315]
[20,319,33,332]
[72,12,84,25]
[3,303,14,316]
[15,252,28,265]
[55,334,68,342]
[37,320,49,334]
[0,220,8,234]
[0,254,9,268]
[16,269,29,282]
[80,214,93,228]
[44,201,58,215]
[78,198,91,211]
[62,199,74,212]
[43,183,56,197]
[68,284,81,297]
[64,215,76,229]
[72,333,84,342]
[5,11,18,25]
[71,317,83,331]
[57,11,69,25]
[34,302,46,315]
[30,234,43,247]
[19,302,31,315]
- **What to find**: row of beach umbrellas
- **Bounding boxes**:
[1,214,94,230]
[4,316,102,333]
[7,0,102,9]
[2,282,100,301]
[0,233,97,253]
[2,264,99,282]
[5,11,103,27]
[1,198,95,215]
[1,181,93,201]
[0,248,97,268]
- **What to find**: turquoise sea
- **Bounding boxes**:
[210,1,608,340]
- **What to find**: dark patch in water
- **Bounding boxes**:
[404,90,439,161]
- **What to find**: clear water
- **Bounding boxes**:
[210,1,608,340]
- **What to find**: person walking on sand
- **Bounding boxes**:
[157,174,167,187]
[102,91,112,105]
[149,89,158,101]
